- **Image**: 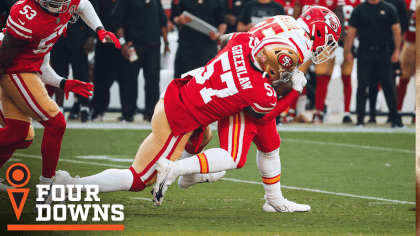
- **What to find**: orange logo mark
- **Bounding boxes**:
[6,163,30,221]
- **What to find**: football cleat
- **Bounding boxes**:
[178,171,226,189]
[0,178,15,191]
[152,159,177,206]
[263,197,311,213]
[43,170,77,205]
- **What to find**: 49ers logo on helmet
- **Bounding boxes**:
[278,54,293,69]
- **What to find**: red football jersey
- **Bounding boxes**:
[404,12,415,42]
[165,33,277,136]
[273,0,297,16]
[5,0,80,74]
[299,0,337,12]
[338,0,362,33]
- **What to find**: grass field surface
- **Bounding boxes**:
[0,128,415,236]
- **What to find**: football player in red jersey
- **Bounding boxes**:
[397,0,415,123]
[48,33,308,209]
[0,28,94,192]
[0,0,119,193]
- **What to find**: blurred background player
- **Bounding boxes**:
[396,0,415,124]
[172,0,227,80]
[89,0,122,121]
[274,0,297,16]
[50,12,96,122]
[112,0,169,122]
[345,0,405,127]
[224,0,251,34]
[368,0,408,124]
[236,0,286,32]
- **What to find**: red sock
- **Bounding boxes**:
[39,112,66,178]
[128,166,146,192]
[0,146,16,169]
[315,75,331,111]
[0,119,30,145]
[342,75,352,113]
[397,78,410,111]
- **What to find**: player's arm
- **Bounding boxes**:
[40,53,94,99]
[76,0,120,49]
[219,33,234,50]
[0,31,29,82]
[344,26,357,62]
[243,106,266,120]
[293,0,302,20]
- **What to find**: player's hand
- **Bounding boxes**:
[177,15,192,25]
[121,41,133,59]
[84,36,96,55]
[391,49,400,63]
[97,29,121,49]
[163,43,170,56]
[64,80,94,100]
[209,31,221,41]
[291,71,307,94]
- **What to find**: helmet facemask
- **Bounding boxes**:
[37,0,71,14]
[311,25,339,64]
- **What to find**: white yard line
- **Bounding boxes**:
[129,197,153,202]
[12,153,413,205]
[222,178,414,205]
[282,139,415,154]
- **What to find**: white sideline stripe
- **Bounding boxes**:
[222,178,414,205]
[14,153,413,205]
[282,139,415,154]
[30,122,415,133]
[129,197,153,202]
[13,153,128,168]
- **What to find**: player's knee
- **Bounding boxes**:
[4,119,31,143]
[202,127,213,146]
[45,112,66,134]
[258,148,280,159]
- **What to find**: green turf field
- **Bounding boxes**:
[0,128,415,235]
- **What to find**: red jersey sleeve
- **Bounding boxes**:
[249,83,277,114]
[6,2,37,41]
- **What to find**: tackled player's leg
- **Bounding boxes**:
[254,119,310,212]
[153,112,257,205]
[58,99,194,195]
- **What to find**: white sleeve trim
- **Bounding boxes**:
[6,20,32,39]
[38,53,64,88]
[77,0,103,31]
